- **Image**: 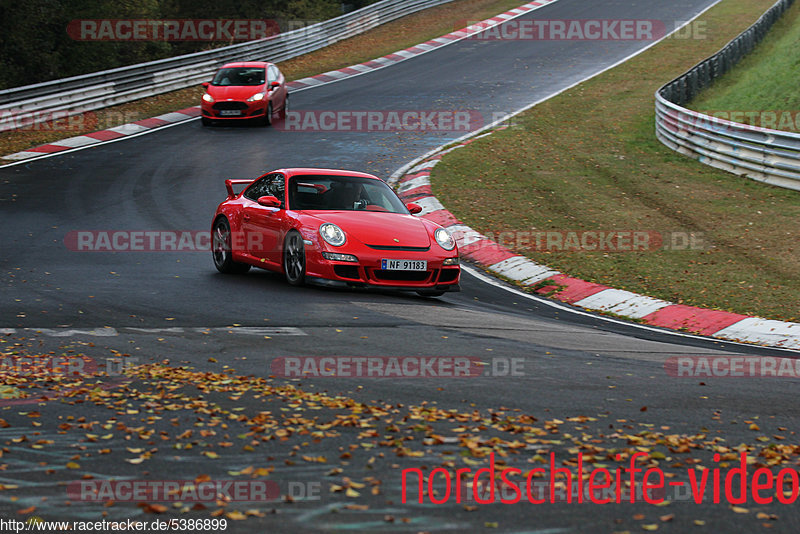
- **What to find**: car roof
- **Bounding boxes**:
[220,62,272,68]
[275,168,383,181]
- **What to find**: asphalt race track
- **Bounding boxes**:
[2,0,800,532]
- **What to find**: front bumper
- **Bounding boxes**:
[201,101,267,120]
[304,244,461,291]
[308,277,461,293]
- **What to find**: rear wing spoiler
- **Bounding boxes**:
[225,178,255,199]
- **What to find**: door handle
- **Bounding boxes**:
[243,214,250,220]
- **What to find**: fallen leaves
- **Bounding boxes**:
[140,503,168,514]
[0,349,796,534]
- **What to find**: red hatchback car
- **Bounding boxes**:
[201,61,288,126]
[211,168,461,296]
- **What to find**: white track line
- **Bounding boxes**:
[461,265,800,355]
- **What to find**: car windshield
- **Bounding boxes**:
[288,175,409,213]
[211,67,265,86]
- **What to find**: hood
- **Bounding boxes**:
[312,212,432,248]
[207,85,266,101]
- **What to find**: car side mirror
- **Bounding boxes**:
[406,202,422,214]
[257,195,281,208]
[269,81,280,89]
[202,82,210,88]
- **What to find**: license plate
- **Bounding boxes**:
[381,259,427,271]
[220,110,242,116]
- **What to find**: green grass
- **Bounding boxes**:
[690,1,800,130]
[431,0,800,321]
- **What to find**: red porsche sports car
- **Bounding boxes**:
[200,61,288,126]
[211,168,460,296]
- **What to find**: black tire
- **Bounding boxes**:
[283,230,306,286]
[201,117,211,127]
[280,94,289,119]
[212,218,250,274]
[261,102,273,127]
[274,95,289,128]
[416,290,446,297]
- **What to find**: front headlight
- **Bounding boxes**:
[320,223,346,247]
[247,92,266,102]
[434,228,455,251]
[202,93,214,103]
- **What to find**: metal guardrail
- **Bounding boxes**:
[0,0,455,131]
[655,0,800,192]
